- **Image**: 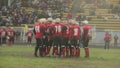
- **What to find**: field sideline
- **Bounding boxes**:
[0,46,120,68]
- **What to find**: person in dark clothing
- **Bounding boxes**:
[114,34,118,48]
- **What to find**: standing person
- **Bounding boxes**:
[45,18,54,56]
[69,20,81,57]
[82,20,92,58]
[67,12,73,21]
[52,18,64,57]
[40,18,47,56]
[104,32,111,49]
[60,21,69,57]
[7,27,15,46]
[0,29,2,45]
[114,34,118,48]
[26,29,33,46]
[1,28,7,46]
[61,21,70,57]
[33,19,46,57]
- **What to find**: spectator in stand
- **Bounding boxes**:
[76,15,82,25]
[0,0,73,26]
[0,14,3,25]
[89,7,96,16]
[103,16,108,21]
[83,15,88,21]
[114,13,120,19]
[67,12,73,21]
[1,6,7,16]
[41,1,47,11]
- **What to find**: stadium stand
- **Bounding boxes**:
[0,0,119,32]
[0,0,74,26]
[76,0,120,31]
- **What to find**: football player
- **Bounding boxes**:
[82,20,92,58]
[69,20,81,57]
[7,27,15,46]
[33,19,46,57]
[26,29,33,46]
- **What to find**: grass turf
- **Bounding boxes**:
[0,46,120,68]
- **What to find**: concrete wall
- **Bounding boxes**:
[91,30,120,44]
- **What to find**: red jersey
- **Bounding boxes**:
[62,25,70,39]
[69,25,81,40]
[1,30,7,38]
[45,23,55,40]
[53,23,64,37]
[67,13,72,19]
[45,22,51,34]
[27,31,33,38]
[0,30,1,38]
[7,29,15,38]
[34,23,46,39]
[83,25,92,38]
[104,34,111,41]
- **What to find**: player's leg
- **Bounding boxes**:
[0,37,1,45]
[75,45,80,57]
[8,37,11,46]
[107,41,110,49]
[11,37,14,45]
[29,38,32,46]
[53,36,59,56]
[34,46,39,57]
[39,39,43,57]
[27,38,30,46]
[65,38,69,57]
[69,37,75,57]
[43,36,48,56]
[60,37,66,57]
[104,41,107,49]
[34,38,39,57]
[66,44,70,57]
[2,37,6,45]
[12,37,15,44]
[46,40,53,56]
[34,38,42,57]
[75,39,80,57]
[84,39,90,58]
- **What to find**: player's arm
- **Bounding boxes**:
[49,26,55,35]
[88,27,92,40]
[14,31,16,36]
[33,27,36,35]
[62,25,67,33]
[42,26,47,35]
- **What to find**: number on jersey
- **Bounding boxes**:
[28,33,32,36]
[55,25,61,33]
[35,26,40,32]
[74,28,78,36]
[8,32,13,36]
[1,32,6,37]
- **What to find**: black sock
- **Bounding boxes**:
[34,46,38,57]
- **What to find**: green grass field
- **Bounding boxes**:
[0,46,120,68]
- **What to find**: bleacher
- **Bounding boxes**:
[77,0,120,31]
[22,0,74,20]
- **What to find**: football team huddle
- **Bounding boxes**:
[33,18,92,58]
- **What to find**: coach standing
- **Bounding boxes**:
[104,32,111,49]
